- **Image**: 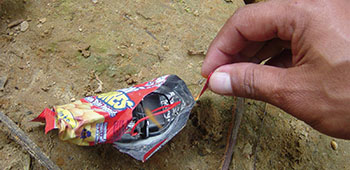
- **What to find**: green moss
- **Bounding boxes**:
[86,36,114,54]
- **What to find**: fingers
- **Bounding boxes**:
[202,0,296,77]
[208,62,289,105]
[239,41,266,61]
[254,39,290,62]
[265,49,293,68]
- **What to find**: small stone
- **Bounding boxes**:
[20,21,29,32]
[78,44,91,51]
[8,32,14,36]
[37,23,43,28]
[44,29,49,34]
[26,111,33,115]
[188,49,205,56]
[0,76,8,90]
[70,98,76,102]
[331,140,338,150]
[82,50,91,58]
[39,18,47,23]
[78,27,83,32]
[41,87,49,92]
[8,19,24,28]
[193,10,199,16]
[92,0,98,4]
[162,45,170,51]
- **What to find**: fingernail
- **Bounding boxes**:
[209,71,233,94]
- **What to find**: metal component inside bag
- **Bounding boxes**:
[33,75,195,161]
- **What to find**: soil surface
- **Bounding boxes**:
[1,0,350,169]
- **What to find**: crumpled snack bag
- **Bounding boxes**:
[33,75,195,161]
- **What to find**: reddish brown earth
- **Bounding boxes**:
[1,0,350,169]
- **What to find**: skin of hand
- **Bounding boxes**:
[201,0,350,139]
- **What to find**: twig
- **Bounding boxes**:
[0,111,60,170]
[144,29,158,40]
[221,97,245,170]
[94,73,103,93]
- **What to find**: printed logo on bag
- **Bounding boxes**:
[97,91,135,111]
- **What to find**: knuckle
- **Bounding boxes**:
[242,65,257,98]
[229,7,244,24]
[270,71,290,106]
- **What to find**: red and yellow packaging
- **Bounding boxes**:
[33,75,196,161]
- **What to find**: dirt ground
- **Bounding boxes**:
[1,0,350,169]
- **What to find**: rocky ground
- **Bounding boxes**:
[0,0,350,169]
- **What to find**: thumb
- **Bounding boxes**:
[209,63,288,103]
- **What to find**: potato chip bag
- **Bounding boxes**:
[33,75,195,161]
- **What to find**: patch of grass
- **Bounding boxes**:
[87,35,114,55]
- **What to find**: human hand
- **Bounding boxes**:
[201,0,350,139]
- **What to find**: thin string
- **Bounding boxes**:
[129,101,181,136]
[194,72,213,101]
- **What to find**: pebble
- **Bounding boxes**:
[92,0,98,4]
[193,10,199,16]
[0,76,8,90]
[41,87,49,92]
[26,111,33,115]
[78,44,91,58]
[79,44,91,51]
[39,18,47,24]
[8,19,24,28]
[162,45,170,51]
[70,98,76,102]
[20,21,29,32]
[82,50,91,58]
[331,140,338,150]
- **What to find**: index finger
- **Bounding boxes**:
[201,0,299,77]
